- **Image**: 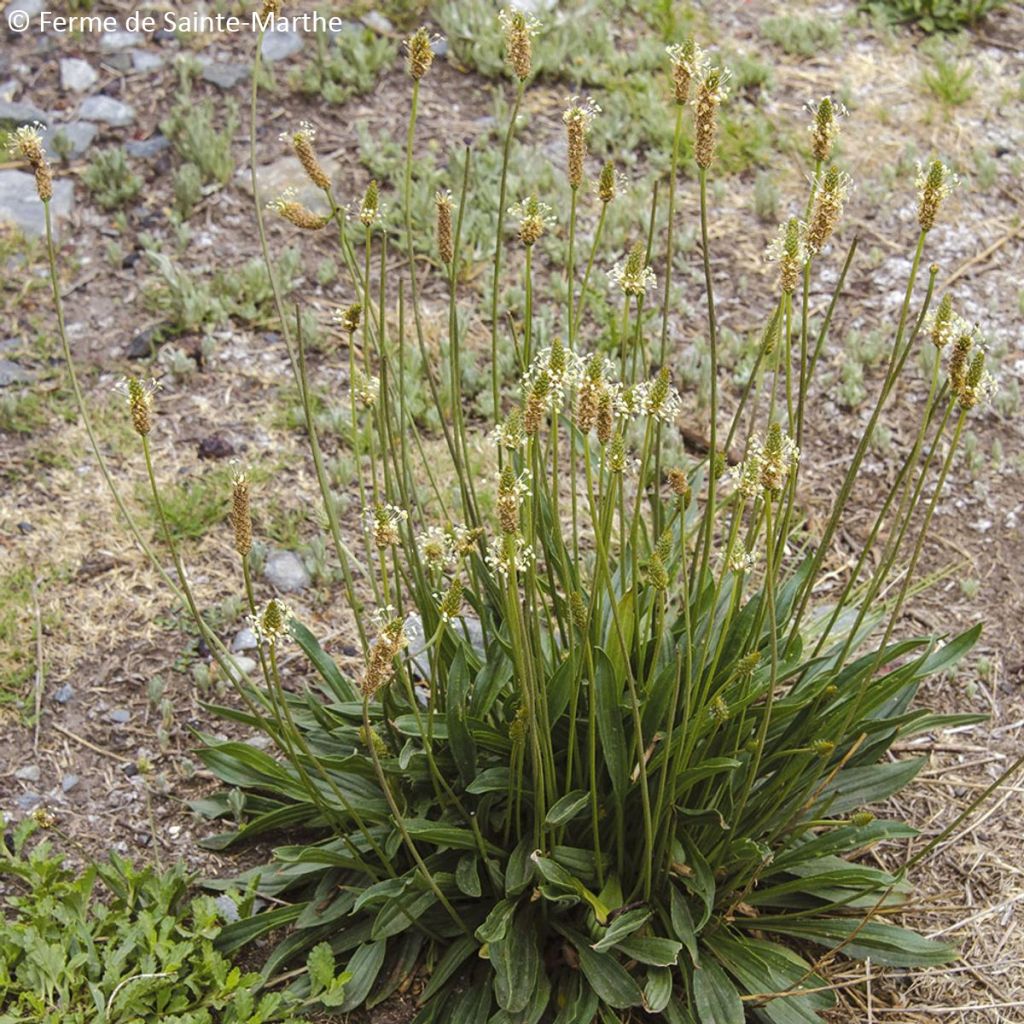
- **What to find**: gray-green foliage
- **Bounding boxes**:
[161,94,238,185]
[82,147,142,210]
[863,0,1004,31]
[0,819,348,1022]
[290,25,394,103]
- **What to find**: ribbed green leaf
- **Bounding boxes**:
[693,957,743,1024]
[670,882,700,964]
[476,899,516,944]
[814,758,925,816]
[613,935,682,967]
[643,966,673,1014]
[565,929,643,1010]
[591,908,650,952]
[678,835,716,930]
[544,789,590,827]
[418,935,478,1003]
[291,619,358,702]
[339,940,387,1012]
[763,918,956,967]
[491,905,540,1013]
[594,648,629,796]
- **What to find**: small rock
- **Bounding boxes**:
[404,611,485,681]
[61,773,79,792]
[361,11,394,34]
[16,793,42,812]
[228,655,258,678]
[248,734,272,749]
[108,708,131,724]
[131,50,164,73]
[0,81,18,102]
[431,36,448,58]
[0,99,48,130]
[263,549,310,592]
[0,359,34,386]
[53,682,74,704]
[123,762,138,777]
[260,29,302,61]
[7,0,43,20]
[0,170,74,237]
[78,95,135,127]
[214,894,240,922]
[60,57,98,93]
[51,121,97,159]
[101,30,143,51]
[14,765,40,783]
[102,53,134,74]
[125,324,164,359]
[201,63,249,89]
[231,627,258,653]
[197,433,235,460]
[125,134,170,159]
[17,521,32,534]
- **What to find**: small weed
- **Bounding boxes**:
[761,15,840,56]
[922,54,974,105]
[0,564,35,702]
[0,391,47,434]
[141,464,236,542]
[82,147,142,211]
[160,94,238,185]
[290,25,394,104]
[172,161,204,220]
[863,0,1005,32]
[752,171,780,223]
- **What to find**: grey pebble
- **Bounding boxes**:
[361,11,394,34]
[16,793,42,812]
[125,134,169,159]
[0,99,48,129]
[260,29,302,62]
[201,63,249,89]
[14,764,40,783]
[78,95,135,127]
[61,773,79,792]
[108,708,131,724]
[0,170,74,237]
[51,121,97,159]
[53,682,74,703]
[131,50,164,73]
[0,359,35,386]
[59,57,98,93]
[263,549,310,592]
[231,627,258,653]
[100,31,142,52]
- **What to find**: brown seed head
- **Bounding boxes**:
[267,191,329,230]
[808,96,846,163]
[123,377,156,436]
[563,96,599,190]
[435,189,454,264]
[360,179,381,228]
[11,124,53,201]
[288,123,331,191]
[596,389,614,446]
[363,617,408,697]
[500,8,538,81]
[229,472,252,557]
[693,66,728,169]
[666,467,690,501]
[666,37,704,105]
[916,159,957,233]
[336,302,362,335]
[948,330,973,397]
[805,165,849,255]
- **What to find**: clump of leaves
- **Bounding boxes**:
[0,818,348,1022]
[863,0,1004,31]
[82,147,142,211]
[290,25,394,104]
[922,54,975,105]
[761,15,841,56]
[160,93,238,185]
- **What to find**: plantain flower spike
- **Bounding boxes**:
[509,195,554,246]
[766,217,808,294]
[229,472,252,557]
[693,65,729,169]
[267,188,329,230]
[359,179,382,227]
[435,189,455,264]
[596,160,623,204]
[927,294,956,349]
[10,123,53,202]
[948,329,973,397]
[805,165,850,255]
[120,376,158,436]
[958,349,996,411]
[261,0,281,16]
[609,241,656,298]
[916,159,958,232]
[282,121,331,191]
[438,576,464,622]
[405,27,436,80]
[499,8,540,81]
[808,96,847,164]
[666,37,705,105]
[563,96,600,190]
[363,616,409,697]
[251,599,293,647]
[335,302,362,336]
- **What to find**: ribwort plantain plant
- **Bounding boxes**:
[19,7,1020,1023]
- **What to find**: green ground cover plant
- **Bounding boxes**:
[0,817,348,1022]
[11,5,1018,1022]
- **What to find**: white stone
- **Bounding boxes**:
[60,58,97,93]
[79,95,135,127]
